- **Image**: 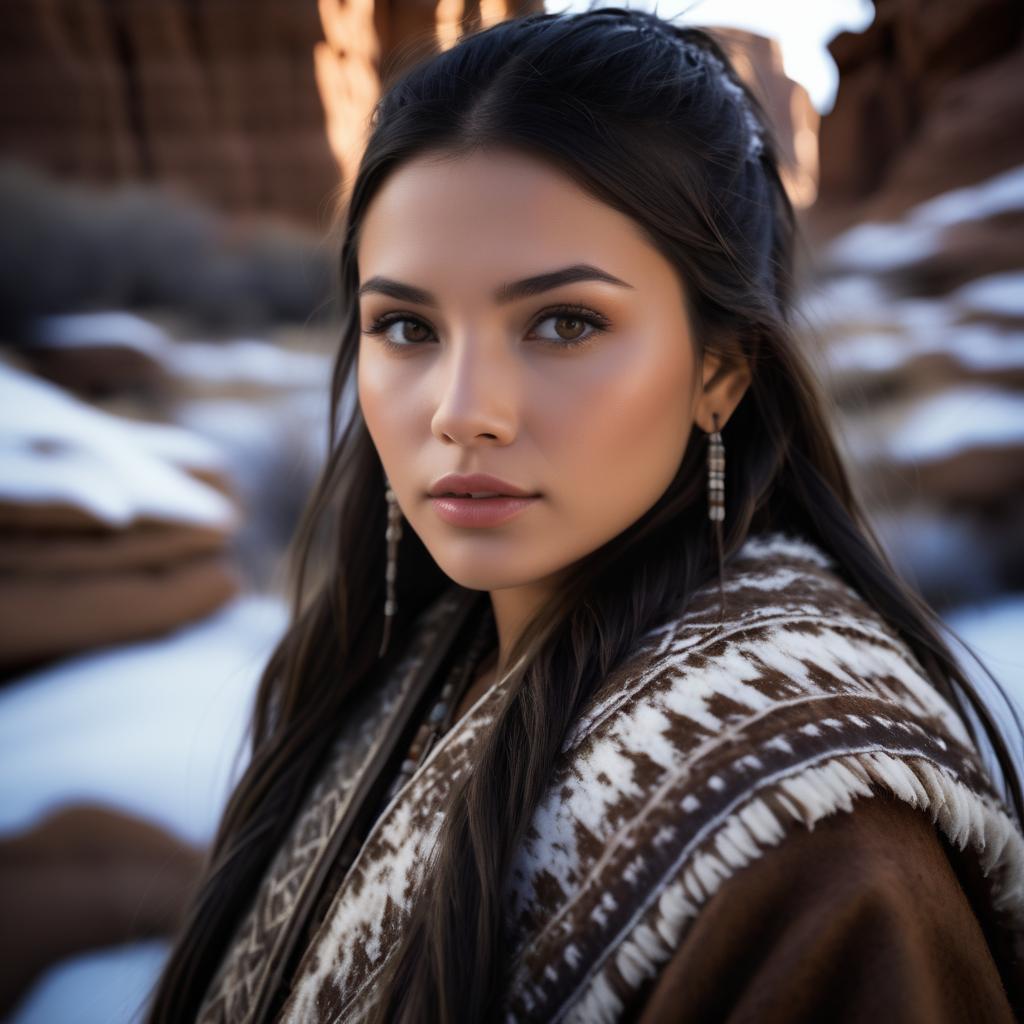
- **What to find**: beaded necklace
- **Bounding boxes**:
[285,602,497,994]
[379,605,497,807]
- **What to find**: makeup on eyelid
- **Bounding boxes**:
[360,303,612,351]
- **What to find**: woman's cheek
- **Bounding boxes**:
[359,352,408,437]
[562,342,692,524]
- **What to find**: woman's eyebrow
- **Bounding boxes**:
[357,263,634,308]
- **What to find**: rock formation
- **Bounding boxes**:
[800,0,1024,604]
[0,0,546,228]
[0,355,242,676]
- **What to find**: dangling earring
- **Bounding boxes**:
[379,477,403,658]
[707,412,727,621]
[707,412,725,525]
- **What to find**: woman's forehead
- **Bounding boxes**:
[356,149,674,303]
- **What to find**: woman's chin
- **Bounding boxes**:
[427,547,546,592]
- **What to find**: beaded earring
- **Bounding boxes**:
[379,478,403,658]
[708,412,727,620]
[707,412,725,524]
[377,419,729,650]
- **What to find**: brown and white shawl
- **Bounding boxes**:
[196,531,1024,1023]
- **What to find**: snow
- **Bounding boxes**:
[943,594,1024,798]
[0,591,286,846]
[884,386,1024,463]
[826,322,1024,376]
[166,337,329,388]
[9,940,169,1024]
[824,220,940,273]
[804,289,969,339]
[950,271,1024,319]
[905,163,1024,232]
[824,162,1024,273]
[946,595,1024,713]
[33,310,331,389]
[33,311,171,358]
[109,416,230,472]
[800,163,1024,795]
[0,360,237,529]
[0,321,334,1020]
[175,393,330,489]
[797,273,895,327]
[1,587,289,1023]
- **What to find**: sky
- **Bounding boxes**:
[543,0,876,114]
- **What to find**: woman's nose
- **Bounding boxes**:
[430,337,518,446]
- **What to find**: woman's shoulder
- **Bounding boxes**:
[502,531,1024,1020]
[627,789,1023,1023]
[574,529,976,766]
[566,532,986,799]
[644,530,938,672]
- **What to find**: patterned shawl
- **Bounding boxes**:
[196,531,1024,1023]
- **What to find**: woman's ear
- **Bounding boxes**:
[693,348,752,433]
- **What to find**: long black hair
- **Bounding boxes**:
[144,8,1023,1023]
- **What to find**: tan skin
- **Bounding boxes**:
[357,147,751,722]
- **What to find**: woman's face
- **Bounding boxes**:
[356,147,748,594]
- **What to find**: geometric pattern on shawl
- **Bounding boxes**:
[194,587,466,1024]
[199,531,1024,1023]
[496,534,1024,1022]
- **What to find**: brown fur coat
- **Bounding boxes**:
[196,531,1024,1022]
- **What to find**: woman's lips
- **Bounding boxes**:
[429,494,540,527]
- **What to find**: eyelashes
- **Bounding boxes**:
[360,303,612,352]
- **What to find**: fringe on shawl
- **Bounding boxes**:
[562,751,1024,1024]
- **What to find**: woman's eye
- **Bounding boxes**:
[361,305,610,351]
[530,313,603,346]
[362,315,435,348]
[386,318,431,345]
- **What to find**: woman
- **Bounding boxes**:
[144,8,1024,1023]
